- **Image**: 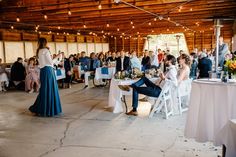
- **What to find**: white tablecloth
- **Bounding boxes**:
[95,67,116,80]
[108,77,159,113]
[185,79,236,156]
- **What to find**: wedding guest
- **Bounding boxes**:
[150,50,159,69]
[29,37,62,117]
[0,58,9,92]
[213,36,229,68]
[25,57,40,93]
[130,50,141,70]
[79,51,90,71]
[158,49,164,63]
[11,57,26,90]
[98,53,105,67]
[177,54,191,84]
[118,55,177,116]
[106,51,116,62]
[189,53,198,80]
[64,55,74,88]
[116,50,130,72]
[84,52,100,88]
[198,53,212,78]
[141,50,151,71]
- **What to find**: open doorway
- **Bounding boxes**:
[144,33,189,57]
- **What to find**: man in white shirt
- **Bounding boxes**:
[118,55,177,116]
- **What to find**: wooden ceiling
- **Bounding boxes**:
[0,0,236,37]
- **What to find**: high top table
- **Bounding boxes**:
[185,79,236,157]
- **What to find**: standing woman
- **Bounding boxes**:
[29,38,62,117]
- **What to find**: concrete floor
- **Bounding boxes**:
[0,83,221,157]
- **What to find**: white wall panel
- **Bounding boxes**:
[78,43,87,54]
[56,42,68,56]
[0,41,4,62]
[87,43,95,55]
[5,41,24,63]
[47,42,56,54]
[25,41,37,59]
[102,43,109,52]
[95,43,103,53]
[68,43,78,55]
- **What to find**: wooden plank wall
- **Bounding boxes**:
[109,37,145,56]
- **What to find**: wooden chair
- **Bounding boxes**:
[149,80,174,119]
[177,79,192,115]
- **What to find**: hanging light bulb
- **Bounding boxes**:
[39,32,41,34]
[167,16,170,21]
[77,32,80,35]
[148,22,151,26]
[83,24,87,28]
[11,25,14,29]
[117,28,120,31]
[132,25,135,29]
[154,18,157,21]
[67,33,69,35]
[106,23,110,27]
[167,28,169,31]
[101,30,104,33]
[16,17,20,22]
[98,4,102,9]
[190,8,193,11]
[130,21,133,25]
[58,26,61,30]
[158,16,163,20]
[57,33,59,35]
[68,9,72,15]
[152,30,154,33]
[44,14,48,20]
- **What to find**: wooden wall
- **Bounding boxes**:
[109,37,145,56]
[184,28,233,52]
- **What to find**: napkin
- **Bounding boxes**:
[101,67,109,74]
[56,69,62,76]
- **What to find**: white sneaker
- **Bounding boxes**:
[2,88,7,92]
[29,89,34,93]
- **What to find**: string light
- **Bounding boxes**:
[152,30,154,33]
[58,26,61,30]
[167,16,170,20]
[68,9,72,15]
[148,22,151,26]
[83,24,87,28]
[132,25,135,29]
[117,28,120,31]
[190,8,193,11]
[57,33,59,35]
[154,18,157,21]
[67,33,69,35]
[106,23,110,27]
[158,16,163,20]
[16,17,20,22]
[130,21,133,25]
[77,32,80,35]
[98,4,102,9]
[44,14,48,20]
[167,29,169,31]
[101,30,104,33]
[11,25,14,29]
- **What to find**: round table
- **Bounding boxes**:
[185,79,236,157]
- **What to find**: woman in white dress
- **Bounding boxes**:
[178,53,191,83]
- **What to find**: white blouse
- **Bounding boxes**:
[38,48,62,69]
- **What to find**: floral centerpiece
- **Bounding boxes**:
[224,54,236,79]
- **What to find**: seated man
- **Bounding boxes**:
[116,50,130,72]
[118,55,177,116]
[84,52,100,88]
[11,57,26,90]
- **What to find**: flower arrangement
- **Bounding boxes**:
[224,54,236,75]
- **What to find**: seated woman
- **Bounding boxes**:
[25,57,40,93]
[98,53,105,67]
[118,55,178,116]
[177,53,191,84]
[0,58,9,92]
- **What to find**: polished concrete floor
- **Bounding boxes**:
[0,83,221,157]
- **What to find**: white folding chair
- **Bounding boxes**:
[177,79,192,115]
[149,80,174,119]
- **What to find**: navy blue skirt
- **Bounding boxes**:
[29,66,62,117]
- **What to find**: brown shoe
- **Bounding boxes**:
[118,85,130,92]
[126,110,138,116]
[139,97,148,102]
